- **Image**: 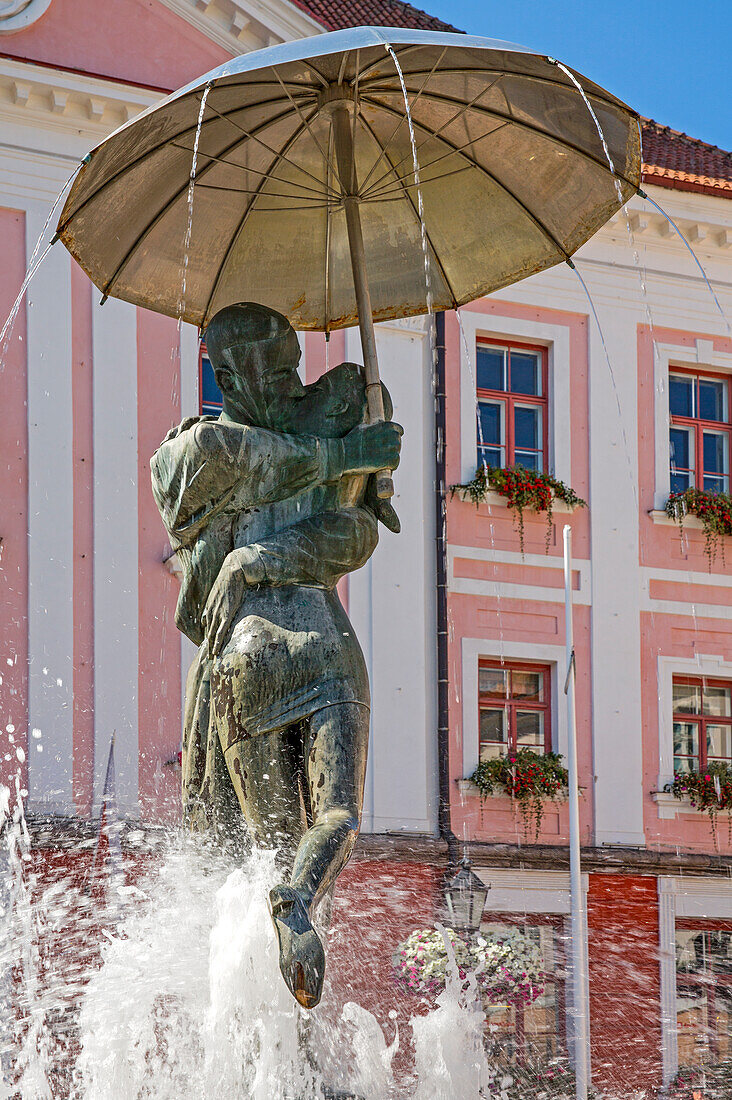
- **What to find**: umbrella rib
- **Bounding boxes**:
[365,163,473,201]
[57,91,312,234]
[169,142,335,199]
[357,112,459,310]
[195,183,337,203]
[271,66,338,185]
[200,112,316,327]
[362,121,510,200]
[367,87,639,190]
[360,64,635,117]
[356,46,448,196]
[353,43,433,83]
[359,82,508,199]
[201,92,331,195]
[359,95,572,263]
[101,106,316,304]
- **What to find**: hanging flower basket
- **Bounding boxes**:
[392,926,545,1006]
[665,488,732,567]
[664,763,732,848]
[470,750,569,842]
[451,464,585,554]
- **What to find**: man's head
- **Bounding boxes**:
[204,302,304,429]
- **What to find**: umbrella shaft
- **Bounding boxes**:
[331,100,392,499]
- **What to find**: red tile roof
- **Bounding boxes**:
[292,0,458,33]
[641,119,731,201]
[292,4,731,200]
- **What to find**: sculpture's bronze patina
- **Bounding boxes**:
[151,302,402,1009]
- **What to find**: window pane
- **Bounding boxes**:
[510,352,541,396]
[478,402,502,446]
[511,670,543,701]
[676,929,707,974]
[515,450,542,472]
[670,374,694,418]
[703,474,729,493]
[480,667,508,697]
[201,355,223,414]
[703,685,731,717]
[673,721,699,765]
[479,708,507,759]
[670,471,693,493]
[514,405,541,450]
[711,932,732,976]
[703,430,728,475]
[670,426,694,475]
[477,347,506,391]
[676,985,711,1068]
[707,724,732,761]
[516,710,544,751]
[674,682,702,714]
[699,377,727,422]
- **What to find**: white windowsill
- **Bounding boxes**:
[652,790,696,819]
[456,778,575,800]
[648,510,704,530]
[452,488,579,514]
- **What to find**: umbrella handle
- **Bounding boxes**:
[332,99,394,500]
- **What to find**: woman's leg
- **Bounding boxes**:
[289,702,369,909]
[220,723,307,868]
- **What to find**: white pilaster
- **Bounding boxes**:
[586,297,645,846]
[657,878,678,1085]
[25,213,74,815]
[92,297,139,816]
[346,318,437,835]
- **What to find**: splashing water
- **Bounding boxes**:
[177,82,213,328]
[1,796,532,1100]
[640,194,731,338]
[552,58,730,337]
[0,160,84,366]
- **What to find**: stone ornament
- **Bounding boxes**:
[0,0,54,33]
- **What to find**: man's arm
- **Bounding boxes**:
[151,418,401,548]
[202,507,378,656]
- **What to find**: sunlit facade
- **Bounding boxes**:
[1,1,731,1094]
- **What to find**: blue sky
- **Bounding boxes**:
[423,0,731,150]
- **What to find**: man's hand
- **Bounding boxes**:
[342,421,403,476]
[202,547,264,657]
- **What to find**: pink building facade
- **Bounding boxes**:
[1,1,732,1094]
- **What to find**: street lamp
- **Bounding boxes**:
[443,857,490,934]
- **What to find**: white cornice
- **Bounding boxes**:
[158,0,324,55]
[0,58,162,137]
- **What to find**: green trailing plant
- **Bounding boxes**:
[470,749,569,841]
[665,763,732,848]
[452,464,585,554]
[666,488,732,567]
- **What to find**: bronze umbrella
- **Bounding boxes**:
[56,25,641,496]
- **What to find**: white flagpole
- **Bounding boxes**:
[564,525,590,1100]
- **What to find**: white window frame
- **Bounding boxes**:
[461,637,569,779]
[658,876,732,1085]
[656,653,732,794]
[457,309,572,485]
[653,339,732,511]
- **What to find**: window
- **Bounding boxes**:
[481,918,565,1065]
[676,926,732,1069]
[479,662,551,760]
[200,346,223,416]
[669,369,731,494]
[672,677,732,774]
[476,340,548,472]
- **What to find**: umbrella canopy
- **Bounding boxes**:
[56,26,641,332]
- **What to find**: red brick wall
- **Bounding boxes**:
[587,873,663,1094]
